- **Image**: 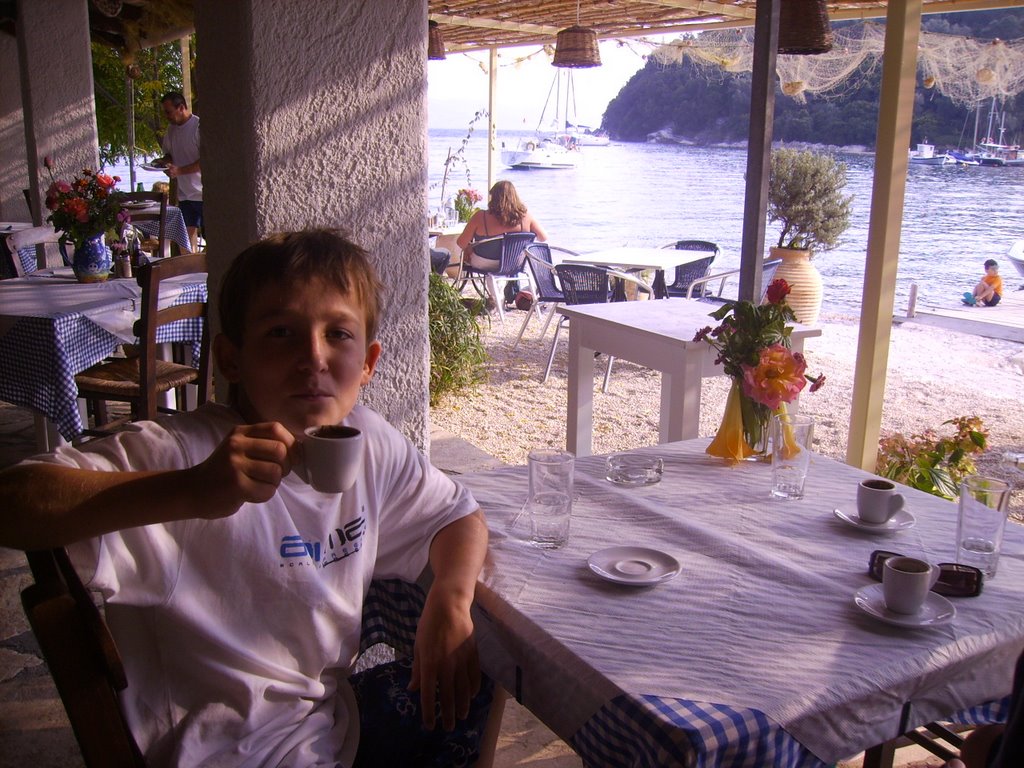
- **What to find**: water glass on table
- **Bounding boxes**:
[957,476,1011,577]
[524,448,574,549]
[770,413,814,500]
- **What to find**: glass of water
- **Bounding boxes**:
[524,449,574,549]
[957,476,1011,577]
[770,413,814,500]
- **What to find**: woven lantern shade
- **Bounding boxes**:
[553,25,601,68]
[778,0,833,56]
[428,20,446,61]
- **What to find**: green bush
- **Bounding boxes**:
[876,417,988,499]
[428,273,488,406]
[768,148,853,253]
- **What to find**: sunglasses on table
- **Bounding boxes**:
[868,550,984,598]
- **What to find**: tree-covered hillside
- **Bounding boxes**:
[602,10,1024,149]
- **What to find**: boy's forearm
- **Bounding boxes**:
[427,509,489,606]
[0,464,205,550]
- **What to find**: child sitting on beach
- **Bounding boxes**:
[964,258,1003,306]
[0,229,492,766]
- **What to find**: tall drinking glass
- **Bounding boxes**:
[524,449,574,549]
[770,414,814,500]
[957,476,1011,577]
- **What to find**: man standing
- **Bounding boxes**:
[159,92,202,252]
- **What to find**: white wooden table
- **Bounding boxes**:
[559,298,822,456]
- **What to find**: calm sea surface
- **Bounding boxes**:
[113,130,1024,317]
[428,128,1024,316]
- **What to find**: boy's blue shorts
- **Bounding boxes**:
[983,292,1002,306]
[351,657,495,767]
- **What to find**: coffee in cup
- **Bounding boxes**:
[882,556,939,614]
[857,478,905,524]
[298,425,363,493]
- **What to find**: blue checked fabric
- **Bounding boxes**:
[132,205,192,253]
[571,693,1013,768]
[16,246,37,275]
[360,578,425,657]
[0,280,206,439]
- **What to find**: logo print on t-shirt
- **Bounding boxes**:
[279,515,367,568]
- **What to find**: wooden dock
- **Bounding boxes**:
[895,284,1024,343]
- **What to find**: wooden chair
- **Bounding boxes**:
[75,252,211,432]
[118,191,168,259]
[20,547,146,767]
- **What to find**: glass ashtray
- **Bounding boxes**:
[605,453,664,487]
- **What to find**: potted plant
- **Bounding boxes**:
[767,148,853,324]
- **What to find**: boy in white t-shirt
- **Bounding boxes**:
[0,230,492,767]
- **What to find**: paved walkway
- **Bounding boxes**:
[0,402,952,766]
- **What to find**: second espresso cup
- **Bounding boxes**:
[857,478,905,524]
[299,425,364,494]
[882,556,939,614]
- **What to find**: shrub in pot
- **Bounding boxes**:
[767,148,853,324]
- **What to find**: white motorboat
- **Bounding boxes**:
[908,143,953,165]
[1007,240,1024,280]
[501,137,579,170]
[565,124,610,146]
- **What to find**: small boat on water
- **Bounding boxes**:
[1007,240,1024,280]
[564,123,610,146]
[501,136,579,170]
[908,143,953,165]
[946,150,981,166]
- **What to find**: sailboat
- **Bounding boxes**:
[501,71,587,170]
[968,98,1023,167]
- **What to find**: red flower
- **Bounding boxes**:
[765,278,791,305]
[95,173,115,188]
[807,373,826,392]
[63,197,89,223]
[43,155,53,171]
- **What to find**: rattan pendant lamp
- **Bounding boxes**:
[428,20,446,60]
[777,0,833,55]
[553,0,601,68]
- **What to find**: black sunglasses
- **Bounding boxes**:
[868,550,984,598]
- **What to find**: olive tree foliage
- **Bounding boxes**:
[767,148,854,254]
[91,41,188,167]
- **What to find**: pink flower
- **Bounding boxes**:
[740,344,807,409]
[43,156,53,171]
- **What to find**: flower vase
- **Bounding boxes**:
[707,379,771,462]
[769,247,822,325]
[60,234,113,283]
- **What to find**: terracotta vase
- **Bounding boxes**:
[769,246,822,325]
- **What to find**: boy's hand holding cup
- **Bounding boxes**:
[297,425,363,493]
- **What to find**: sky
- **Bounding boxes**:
[426,38,657,131]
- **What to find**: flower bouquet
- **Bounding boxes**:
[454,188,482,223]
[694,279,825,462]
[43,158,127,281]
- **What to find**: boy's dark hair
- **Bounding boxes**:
[161,91,188,109]
[985,259,998,269]
[218,229,383,345]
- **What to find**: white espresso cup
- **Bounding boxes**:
[882,556,939,614]
[297,425,364,494]
[857,478,905,524]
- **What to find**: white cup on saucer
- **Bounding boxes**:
[857,478,905,524]
[296,425,363,494]
[882,556,939,614]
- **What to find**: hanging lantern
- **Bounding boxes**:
[976,67,995,84]
[553,25,602,68]
[778,0,833,56]
[428,20,446,61]
[92,0,122,17]
[923,76,936,89]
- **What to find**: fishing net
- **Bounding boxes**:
[648,22,1024,108]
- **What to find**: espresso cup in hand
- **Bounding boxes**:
[882,556,939,614]
[297,425,363,494]
[857,478,905,524]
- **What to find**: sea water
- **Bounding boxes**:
[427,129,1024,317]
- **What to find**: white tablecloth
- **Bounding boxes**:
[463,440,1024,765]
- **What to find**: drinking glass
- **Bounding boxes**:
[770,413,814,500]
[525,449,574,549]
[957,476,1011,577]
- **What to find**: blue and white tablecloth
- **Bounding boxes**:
[461,443,1024,767]
[130,204,192,254]
[0,268,206,439]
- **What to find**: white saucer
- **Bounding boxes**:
[587,546,681,586]
[140,162,167,172]
[854,584,955,628]
[122,201,153,210]
[833,507,915,533]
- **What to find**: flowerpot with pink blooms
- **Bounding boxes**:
[43,158,128,283]
[693,278,826,462]
[767,148,853,325]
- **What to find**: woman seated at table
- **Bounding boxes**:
[456,180,547,272]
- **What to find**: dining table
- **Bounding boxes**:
[564,247,709,299]
[0,266,207,449]
[458,439,1024,767]
[557,298,822,456]
[126,203,193,255]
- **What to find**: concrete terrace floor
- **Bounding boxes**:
[0,402,953,766]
